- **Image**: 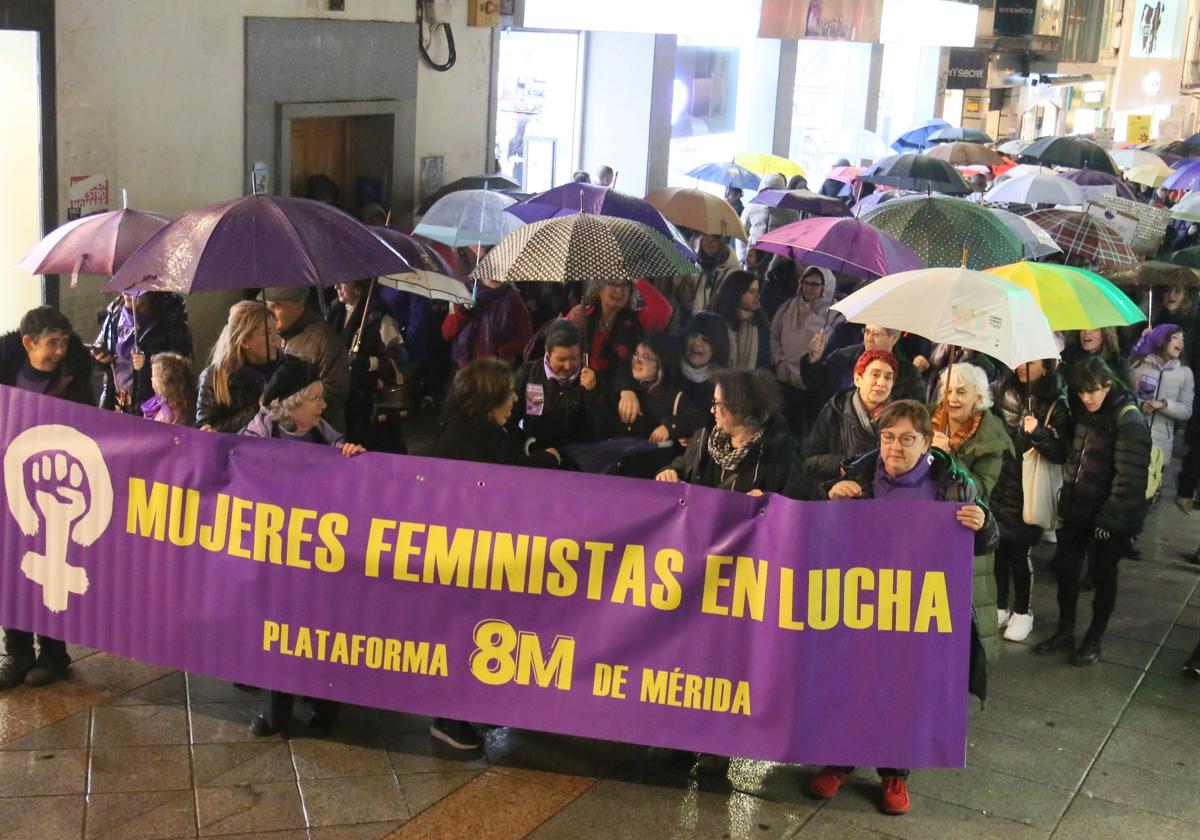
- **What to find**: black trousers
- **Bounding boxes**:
[261,690,340,730]
[995,537,1035,615]
[3,628,68,665]
[1052,523,1122,639]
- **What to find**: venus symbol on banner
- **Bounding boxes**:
[3,426,113,612]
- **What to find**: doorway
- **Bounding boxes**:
[288,115,395,216]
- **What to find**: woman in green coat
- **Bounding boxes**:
[930,362,1014,660]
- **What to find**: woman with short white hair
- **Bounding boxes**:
[930,362,1013,661]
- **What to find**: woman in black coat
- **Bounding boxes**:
[93,291,192,412]
[196,301,281,432]
[990,359,1070,642]
[1033,357,1151,666]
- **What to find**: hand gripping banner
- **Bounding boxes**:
[0,386,972,768]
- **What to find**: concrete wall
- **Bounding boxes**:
[54,0,493,360]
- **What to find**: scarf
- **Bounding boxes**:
[873,453,939,500]
[543,355,580,384]
[851,392,887,431]
[140,393,178,424]
[930,404,983,453]
[681,360,713,383]
[707,428,763,472]
[729,312,760,371]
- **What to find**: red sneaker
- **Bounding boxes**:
[880,775,911,815]
[808,766,852,799]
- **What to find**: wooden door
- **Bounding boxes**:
[290,117,348,204]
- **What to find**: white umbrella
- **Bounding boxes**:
[1111,149,1167,171]
[830,267,1059,369]
[983,173,1084,206]
[988,208,1063,259]
[997,163,1056,182]
[1171,192,1200,224]
[413,189,525,247]
[377,271,472,305]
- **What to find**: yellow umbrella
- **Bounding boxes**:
[644,187,747,240]
[1125,163,1172,188]
[734,152,806,180]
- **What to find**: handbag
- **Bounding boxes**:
[1021,405,1064,530]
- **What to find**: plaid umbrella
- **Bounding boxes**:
[471,214,696,285]
[1024,209,1136,266]
[862,195,1024,270]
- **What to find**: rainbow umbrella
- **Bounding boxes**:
[986,261,1145,330]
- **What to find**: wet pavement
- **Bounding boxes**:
[1,481,1198,838]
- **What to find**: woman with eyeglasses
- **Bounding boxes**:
[810,399,997,816]
[612,334,707,445]
[654,368,794,495]
[568,276,672,380]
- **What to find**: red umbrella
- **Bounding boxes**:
[19,208,172,287]
[1024,209,1137,266]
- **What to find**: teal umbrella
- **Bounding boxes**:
[861,195,1024,270]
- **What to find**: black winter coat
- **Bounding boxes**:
[195,360,281,433]
[801,342,925,405]
[431,416,560,469]
[668,419,796,494]
[94,294,193,412]
[510,360,605,449]
[798,388,878,498]
[0,331,95,406]
[1059,389,1152,535]
[990,377,1071,543]
[611,381,708,442]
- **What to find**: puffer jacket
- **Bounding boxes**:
[1128,356,1195,455]
[798,388,878,498]
[1059,389,1152,536]
[990,376,1071,545]
[736,173,799,261]
[771,267,836,388]
[932,407,1014,662]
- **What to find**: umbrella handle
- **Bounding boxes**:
[351,278,377,356]
[940,344,957,436]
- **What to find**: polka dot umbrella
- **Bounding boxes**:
[861,195,1024,270]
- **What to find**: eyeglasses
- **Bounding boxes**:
[712,400,729,411]
[631,354,658,364]
[880,431,922,447]
[603,281,632,291]
[800,280,824,288]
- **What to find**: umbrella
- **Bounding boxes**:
[999,164,1058,181]
[924,142,1006,167]
[1024,209,1137,266]
[987,208,1063,260]
[751,217,924,281]
[851,189,920,217]
[862,195,1024,270]
[825,165,866,184]
[926,126,994,145]
[417,174,521,214]
[1059,169,1137,201]
[986,261,1145,330]
[1170,193,1200,223]
[734,152,805,179]
[19,208,172,287]
[861,154,973,195]
[644,187,747,240]
[1163,160,1200,192]
[890,119,951,153]
[370,227,472,304]
[983,172,1084,206]
[106,195,414,294]
[1149,141,1200,159]
[685,161,761,190]
[749,189,851,218]
[1108,260,1200,287]
[1018,136,1119,175]
[997,139,1032,156]
[1125,163,1173,188]
[507,183,695,259]
[830,266,1059,369]
[1166,247,1200,269]
[471,214,696,285]
[1111,149,1168,171]
[412,189,525,248]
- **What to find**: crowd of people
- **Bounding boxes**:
[3,160,1200,818]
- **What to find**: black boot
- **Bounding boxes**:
[1033,623,1075,656]
[1183,643,1200,678]
[1069,635,1103,667]
[24,638,70,688]
[0,630,36,691]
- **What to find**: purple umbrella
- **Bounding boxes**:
[1164,160,1200,192]
[19,208,172,286]
[507,183,696,259]
[1060,169,1136,201]
[751,217,925,281]
[105,196,414,294]
[749,189,850,217]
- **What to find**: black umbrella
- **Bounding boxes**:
[860,154,973,195]
[1148,140,1200,159]
[418,174,522,214]
[1017,136,1119,175]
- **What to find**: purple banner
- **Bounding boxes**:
[0,386,972,768]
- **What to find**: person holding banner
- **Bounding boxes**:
[0,306,95,690]
[196,301,283,433]
[812,399,998,815]
[240,357,364,735]
[655,368,794,495]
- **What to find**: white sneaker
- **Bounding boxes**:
[1004,612,1034,641]
[997,608,1011,629]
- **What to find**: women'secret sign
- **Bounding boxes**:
[0,386,973,768]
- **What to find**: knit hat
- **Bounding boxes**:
[262,356,319,406]
[854,349,899,378]
[1130,323,1182,358]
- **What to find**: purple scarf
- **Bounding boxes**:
[141,394,177,424]
[872,454,939,500]
[543,355,580,384]
[452,283,519,366]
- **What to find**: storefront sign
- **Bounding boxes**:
[67,175,109,217]
[1127,114,1153,144]
[1128,0,1183,59]
[993,0,1037,36]
[759,0,884,42]
[947,49,990,89]
[0,388,974,769]
[1089,195,1170,254]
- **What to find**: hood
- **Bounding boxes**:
[758,173,786,191]
[682,311,732,367]
[796,265,837,308]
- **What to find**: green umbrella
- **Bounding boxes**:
[1166,247,1200,270]
[861,195,1024,270]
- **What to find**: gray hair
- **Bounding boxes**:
[935,363,994,411]
[265,385,319,433]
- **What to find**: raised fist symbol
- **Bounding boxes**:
[4,426,113,614]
